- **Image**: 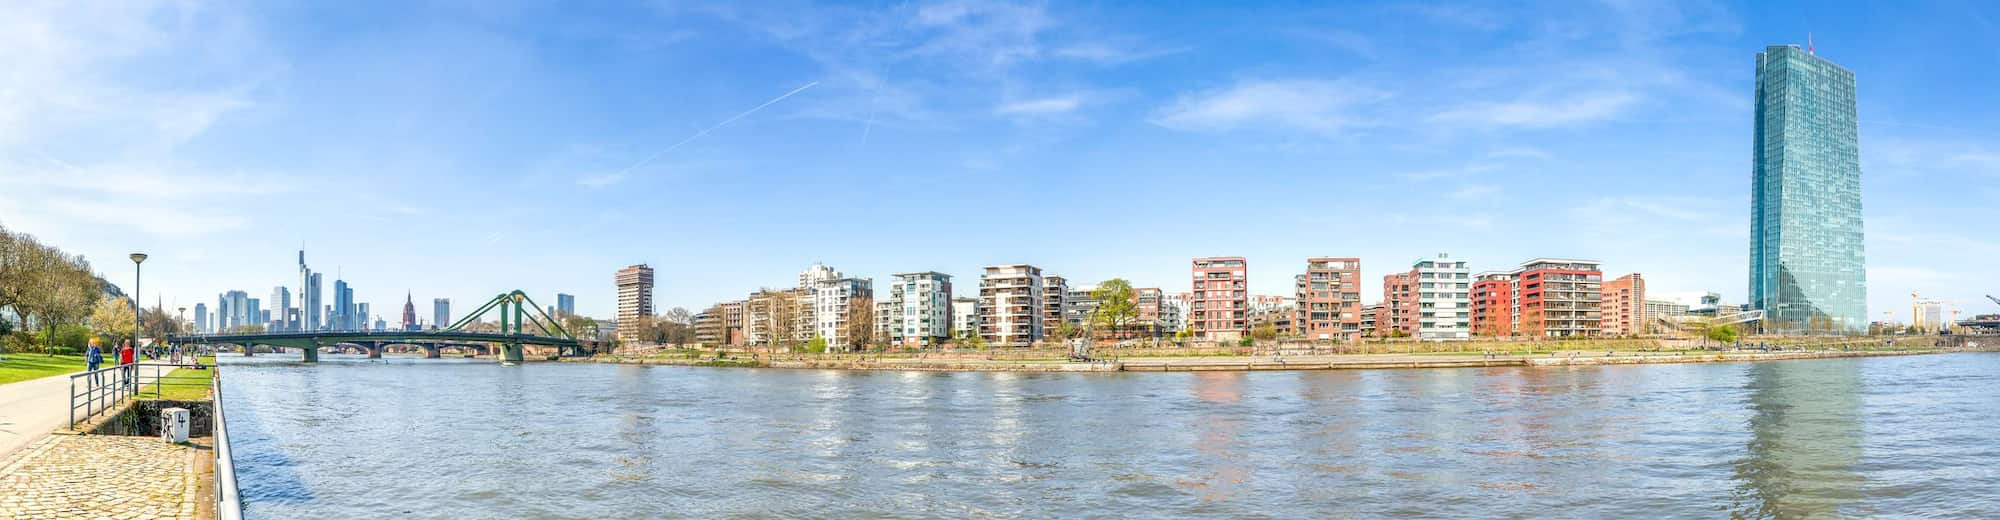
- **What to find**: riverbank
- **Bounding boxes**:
[568,346,1957,373]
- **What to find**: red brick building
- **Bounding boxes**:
[1378,271,1418,337]
[1471,272,1515,337]
[1600,273,1646,336]
[1294,257,1362,341]
[1190,257,1248,340]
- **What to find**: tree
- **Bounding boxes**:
[1051,319,1080,342]
[229,324,266,334]
[842,296,875,350]
[90,297,136,344]
[1090,279,1139,340]
[1251,323,1279,341]
[806,336,828,353]
[140,304,182,339]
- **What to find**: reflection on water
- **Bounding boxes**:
[221,353,2000,518]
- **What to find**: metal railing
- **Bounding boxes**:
[213,372,244,520]
[67,362,209,428]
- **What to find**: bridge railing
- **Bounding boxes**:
[67,362,211,429]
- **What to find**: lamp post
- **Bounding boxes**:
[130,253,147,348]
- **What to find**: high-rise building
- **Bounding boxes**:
[555,293,575,317]
[356,302,370,331]
[1601,274,1646,337]
[798,263,840,290]
[950,297,980,340]
[192,303,208,333]
[878,272,952,347]
[615,264,655,342]
[333,279,352,330]
[246,297,262,330]
[1750,44,1866,333]
[269,286,291,331]
[431,298,450,330]
[306,272,323,331]
[401,293,418,331]
[813,277,873,350]
[1379,271,1416,337]
[1469,259,1602,338]
[1294,257,1362,342]
[1190,257,1248,340]
[978,264,1044,346]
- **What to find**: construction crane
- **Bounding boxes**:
[1988,294,2000,308]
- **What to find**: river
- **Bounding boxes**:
[218,352,2000,518]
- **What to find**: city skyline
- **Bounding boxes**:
[2,1,1995,322]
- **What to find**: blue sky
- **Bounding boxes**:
[2,0,1997,324]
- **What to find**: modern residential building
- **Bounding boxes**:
[1601,274,1646,337]
[1190,257,1248,340]
[555,293,575,317]
[950,297,980,340]
[877,272,952,347]
[720,300,746,345]
[1134,287,1165,337]
[812,277,873,350]
[1379,271,1416,337]
[1359,303,1382,337]
[1294,257,1362,342]
[745,288,809,346]
[1043,275,1071,336]
[1750,44,1867,333]
[1248,303,1295,335]
[1386,254,1470,341]
[1644,299,1691,326]
[1162,292,1191,334]
[1471,272,1515,337]
[1064,284,1097,327]
[693,309,723,345]
[432,298,450,330]
[615,264,655,343]
[978,264,1044,346]
[1472,259,1603,338]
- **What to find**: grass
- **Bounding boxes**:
[0,354,87,385]
[137,363,213,400]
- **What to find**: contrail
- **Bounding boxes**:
[613,81,819,176]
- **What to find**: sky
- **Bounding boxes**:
[2,0,1997,324]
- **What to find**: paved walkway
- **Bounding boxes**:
[0,435,201,519]
[0,373,77,461]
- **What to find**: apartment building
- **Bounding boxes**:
[1162,292,1190,333]
[1043,275,1071,334]
[693,308,723,345]
[615,264,654,343]
[1294,257,1363,342]
[1379,271,1417,337]
[720,300,745,345]
[1471,272,1515,337]
[1134,287,1165,337]
[745,288,810,346]
[878,272,952,347]
[1190,257,1249,340]
[1601,273,1646,337]
[950,297,980,340]
[813,277,873,350]
[979,264,1044,346]
[1515,259,1603,337]
[1359,303,1382,337]
[1383,254,1471,341]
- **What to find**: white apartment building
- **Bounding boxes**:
[1043,275,1071,334]
[1414,254,1471,341]
[979,264,1044,346]
[950,297,980,339]
[813,277,873,351]
[878,272,952,347]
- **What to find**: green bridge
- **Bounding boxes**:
[164,290,602,363]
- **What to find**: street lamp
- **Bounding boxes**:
[130,253,147,349]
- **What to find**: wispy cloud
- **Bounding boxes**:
[1430,91,1639,130]
[576,173,628,188]
[996,96,1082,116]
[1150,79,1389,135]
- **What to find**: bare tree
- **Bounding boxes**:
[843,296,875,350]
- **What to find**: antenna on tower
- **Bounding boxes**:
[1808,32,1815,54]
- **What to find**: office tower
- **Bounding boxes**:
[615,264,655,342]
[1295,258,1362,342]
[269,286,291,331]
[1750,44,1866,333]
[333,279,351,330]
[433,298,451,330]
[978,264,1044,346]
[357,302,369,331]
[245,297,262,330]
[1190,257,1248,340]
[307,272,323,331]
[193,303,207,333]
[556,293,575,317]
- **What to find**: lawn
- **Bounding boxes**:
[137,357,216,400]
[0,354,87,385]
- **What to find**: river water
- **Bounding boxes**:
[218,352,2000,518]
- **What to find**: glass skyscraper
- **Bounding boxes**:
[1750,45,1865,333]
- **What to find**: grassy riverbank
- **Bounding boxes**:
[0,354,86,385]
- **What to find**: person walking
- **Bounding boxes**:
[85,338,105,386]
[119,340,137,392]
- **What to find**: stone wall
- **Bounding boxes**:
[89,399,214,438]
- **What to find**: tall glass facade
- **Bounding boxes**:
[1750,45,1866,333]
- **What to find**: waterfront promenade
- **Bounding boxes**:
[0,435,205,519]
[0,372,80,460]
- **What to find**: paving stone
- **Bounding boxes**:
[0,436,197,520]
